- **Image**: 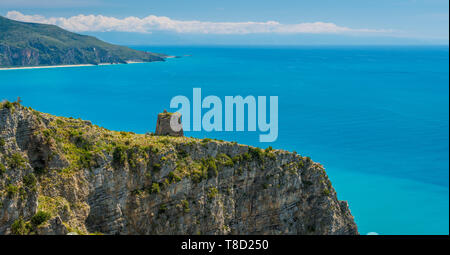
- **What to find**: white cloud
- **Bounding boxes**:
[0,1,100,8]
[5,11,392,35]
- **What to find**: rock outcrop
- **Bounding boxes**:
[0,102,358,235]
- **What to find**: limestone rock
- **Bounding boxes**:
[0,102,358,235]
[36,216,69,235]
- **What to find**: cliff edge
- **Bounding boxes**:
[0,101,358,235]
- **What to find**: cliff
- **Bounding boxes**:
[0,101,358,235]
[0,16,166,67]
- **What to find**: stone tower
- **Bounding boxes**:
[155,110,183,136]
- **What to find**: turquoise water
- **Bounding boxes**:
[1,46,448,234]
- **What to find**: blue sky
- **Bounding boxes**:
[1,0,448,45]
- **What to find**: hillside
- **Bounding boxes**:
[0,101,358,235]
[0,16,166,67]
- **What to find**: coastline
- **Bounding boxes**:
[0,58,176,71]
[0,64,98,70]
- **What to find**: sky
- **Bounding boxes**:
[0,0,448,45]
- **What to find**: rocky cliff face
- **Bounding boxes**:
[0,102,358,235]
[0,43,165,67]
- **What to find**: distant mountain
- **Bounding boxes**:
[0,16,167,67]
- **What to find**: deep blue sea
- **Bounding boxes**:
[1,46,448,234]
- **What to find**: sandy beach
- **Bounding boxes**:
[0,64,101,71]
[0,58,176,71]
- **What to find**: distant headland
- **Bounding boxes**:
[0,16,171,69]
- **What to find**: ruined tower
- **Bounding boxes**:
[155,110,183,137]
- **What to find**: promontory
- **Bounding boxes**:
[0,101,358,235]
[0,16,166,68]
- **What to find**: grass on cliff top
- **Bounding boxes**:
[1,103,326,235]
[1,103,310,186]
[34,109,195,170]
[35,106,298,183]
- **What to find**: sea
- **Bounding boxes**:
[1,45,448,234]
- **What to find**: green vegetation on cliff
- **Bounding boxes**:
[0,16,167,67]
[0,101,358,235]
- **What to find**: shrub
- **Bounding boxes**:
[153,163,161,172]
[150,183,160,194]
[23,173,37,188]
[224,160,234,167]
[127,151,139,169]
[232,155,242,164]
[6,184,19,198]
[19,187,27,200]
[0,163,6,175]
[31,211,51,226]
[168,171,181,183]
[2,101,13,110]
[203,158,218,178]
[73,134,92,151]
[0,137,5,147]
[68,129,82,138]
[113,146,127,166]
[265,152,276,160]
[158,138,171,145]
[151,147,159,154]
[8,153,27,169]
[216,153,233,167]
[201,138,212,144]
[248,147,264,161]
[191,167,207,183]
[242,153,251,161]
[181,200,190,213]
[42,129,54,139]
[11,218,30,235]
[79,150,94,169]
[207,187,219,199]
